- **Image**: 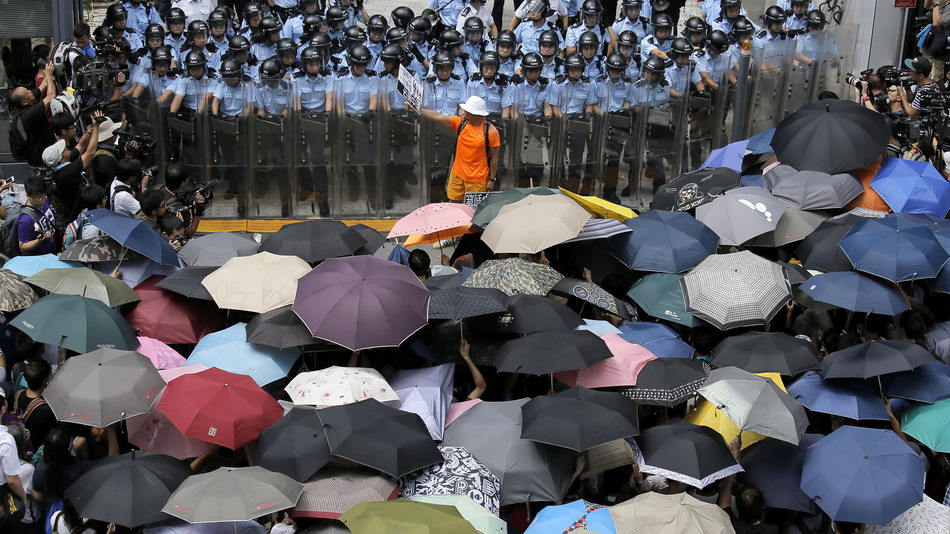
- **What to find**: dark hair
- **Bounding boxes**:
[690,326,718,356]
[50,113,75,137]
[25,176,48,197]
[408,249,430,276]
[24,359,51,391]
[860,313,892,337]
[900,310,927,341]
[736,485,766,524]
[140,189,165,217]
[834,521,863,534]
[116,158,142,184]
[164,163,189,190]
[159,213,184,236]
[81,184,107,210]
[817,90,839,100]
[32,44,50,68]
[73,22,91,39]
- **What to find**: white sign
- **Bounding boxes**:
[398,67,425,113]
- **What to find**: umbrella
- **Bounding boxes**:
[615,322,689,356]
[607,210,718,273]
[871,158,950,217]
[787,371,890,420]
[626,273,700,327]
[351,224,387,255]
[800,271,908,315]
[525,500,616,534]
[622,358,709,407]
[427,286,507,321]
[255,407,332,482]
[780,262,812,285]
[576,318,622,336]
[398,445,502,516]
[391,364,454,441]
[471,187,557,228]
[635,419,742,488]
[65,451,193,528]
[245,305,317,350]
[339,499,480,534]
[695,186,788,246]
[819,340,936,379]
[11,294,139,353]
[561,217,634,244]
[143,520,265,533]
[285,366,400,407]
[293,255,430,351]
[864,495,950,534]
[685,396,769,452]
[157,367,283,449]
[186,323,300,387]
[481,194,591,254]
[700,139,749,172]
[697,366,808,445]
[881,361,950,404]
[478,294,582,336]
[554,333,657,389]
[412,496,506,534]
[125,276,226,345]
[609,492,734,534]
[125,365,210,460]
[135,336,186,370]
[99,257,182,289]
[463,257,563,296]
[763,164,864,210]
[771,99,890,174]
[162,466,304,523]
[403,224,479,247]
[388,202,475,238]
[202,252,312,314]
[423,273,462,290]
[260,220,368,263]
[651,167,743,212]
[154,266,216,300]
[83,209,179,266]
[61,235,128,263]
[178,232,260,267]
[559,188,637,222]
[521,386,640,452]
[801,426,925,525]
[493,330,613,375]
[681,251,791,330]
[739,434,823,513]
[0,268,37,311]
[293,467,400,519]
[3,253,79,277]
[318,398,444,478]
[43,347,164,427]
[441,399,577,505]
[796,216,870,273]
[747,127,775,154]
[839,216,948,282]
[551,277,631,319]
[902,397,950,453]
[749,203,829,247]
[25,266,140,306]
[710,331,822,375]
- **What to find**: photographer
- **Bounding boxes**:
[854,74,887,113]
[924,0,950,89]
[158,163,205,239]
[139,189,167,233]
[110,158,149,217]
[16,177,58,256]
[9,62,57,178]
[159,212,187,252]
[901,57,937,119]
[42,111,103,232]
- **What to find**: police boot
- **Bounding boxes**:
[603,186,621,204]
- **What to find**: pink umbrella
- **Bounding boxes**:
[554,333,658,388]
[136,336,186,370]
[387,203,475,239]
[125,365,210,460]
[445,398,482,429]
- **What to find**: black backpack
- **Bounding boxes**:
[1,203,39,259]
[8,114,30,162]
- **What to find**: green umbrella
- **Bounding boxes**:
[0,268,38,312]
[471,187,556,228]
[749,204,829,247]
[412,496,506,534]
[902,398,950,453]
[340,499,480,534]
[26,267,141,307]
[627,273,700,327]
[10,294,139,353]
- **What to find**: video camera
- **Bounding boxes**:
[168,178,218,228]
[886,112,922,145]
[117,130,155,163]
[72,59,131,93]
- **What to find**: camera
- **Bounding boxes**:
[117,131,155,163]
[169,178,218,228]
[72,60,131,93]
[887,112,922,144]
[845,69,874,90]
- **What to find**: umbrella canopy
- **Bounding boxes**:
[710,332,822,375]
[339,499,480,534]
[749,203,829,248]
[681,251,791,330]
[747,127,775,154]
[609,492,734,534]
[135,336,186,370]
[554,333,657,389]
[186,323,300,387]
[178,232,260,267]
[162,466,304,523]
[871,158,950,217]
[462,257,563,296]
[245,304,317,350]
[11,294,139,353]
[800,271,909,315]
[695,187,788,246]
[607,210,719,273]
[391,364,454,441]
[351,224,387,255]
[154,266,216,300]
[494,330,613,375]
[819,340,936,379]
[787,371,890,421]
[882,361,950,404]
[864,495,950,534]
[3,253,80,276]
[651,167,743,212]
[781,262,813,285]
[60,235,127,263]
[412,496,506,534]
[801,426,925,525]
[403,224,478,247]
[902,398,950,453]
[43,348,164,427]
[260,220,368,263]
[0,268,37,312]
[427,286,507,321]
[700,139,749,173]
[293,255,430,351]
[471,187,557,228]
[796,215,871,272]
[441,399,577,505]
[521,386,639,452]
[157,367,283,449]
[99,257,182,289]
[202,252,312,314]
[424,273,463,291]
[526,500,616,534]
[65,451,193,528]
[388,203,475,238]
[763,164,864,210]
[479,294,583,335]
[559,188,637,222]
[125,365,210,460]
[636,419,742,488]
[84,209,179,266]
[622,358,709,407]
[739,434,823,513]
[294,467,400,519]
[25,267,140,306]
[125,277,226,344]
[771,99,890,174]
[481,194,591,254]
[398,445,502,516]
[286,366,399,407]
[626,273,701,327]
[551,277,631,320]
[685,396,769,452]
[562,218,634,244]
[255,407,332,482]
[839,216,948,282]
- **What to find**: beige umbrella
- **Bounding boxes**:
[201,252,311,314]
[481,194,591,254]
[609,492,736,534]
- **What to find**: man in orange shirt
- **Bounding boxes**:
[417,95,501,203]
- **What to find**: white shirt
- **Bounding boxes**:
[110,178,141,218]
[0,426,22,481]
[173,0,214,26]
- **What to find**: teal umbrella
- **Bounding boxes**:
[10,294,139,353]
[902,398,950,453]
[470,187,556,228]
[626,273,700,327]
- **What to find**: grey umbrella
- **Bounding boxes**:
[154,266,217,300]
[177,232,260,267]
[763,164,864,210]
[749,203,829,247]
[695,187,788,246]
[162,466,304,523]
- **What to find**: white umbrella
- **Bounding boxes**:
[285,366,400,407]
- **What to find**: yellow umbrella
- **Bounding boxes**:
[559,188,637,222]
[684,372,786,451]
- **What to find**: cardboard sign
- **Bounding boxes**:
[397,67,424,113]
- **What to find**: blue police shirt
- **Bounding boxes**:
[174,73,216,111]
[294,71,333,112]
[549,77,598,114]
[424,75,467,115]
[334,70,379,114]
[255,79,292,114]
[468,76,513,114]
[516,77,550,116]
[214,80,253,116]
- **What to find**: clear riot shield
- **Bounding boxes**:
[205,79,254,219]
[675,62,711,173]
[248,79,294,218]
[485,115,513,191]
[332,76,383,217]
[742,39,796,138]
[164,77,214,181]
[709,66,737,150]
[595,79,635,201]
[147,71,175,178]
[631,78,681,202]
[290,76,333,219]
[783,36,815,116]
[378,75,423,216]
[809,24,856,102]
[551,81,601,195]
[512,81,555,188]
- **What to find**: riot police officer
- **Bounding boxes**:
[391,6,415,30]
[615,30,641,80]
[753,6,788,51]
[578,31,605,79]
[293,45,333,216]
[496,30,521,77]
[133,46,179,104]
[208,8,232,54]
[630,55,672,194]
[254,57,293,215]
[514,1,557,55]
[683,16,708,49]
[223,34,260,81]
[105,3,145,52]
[366,14,389,58]
[536,29,564,80]
[611,0,651,47]
[211,58,253,207]
[408,15,437,62]
[511,52,553,187]
[597,52,634,203]
[430,29,469,79]
[251,17,283,62]
[164,7,188,59]
[711,0,759,35]
[424,50,468,200]
[667,37,703,99]
[696,30,735,91]
[330,44,380,209]
[550,52,599,194]
[565,0,616,56]
[641,13,672,63]
[283,0,321,42]
[461,17,494,70]
[378,43,419,210]
[240,2,264,41]
[181,20,222,72]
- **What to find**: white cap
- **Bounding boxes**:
[459,95,489,117]
[42,139,67,168]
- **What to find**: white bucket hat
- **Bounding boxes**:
[459,95,489,117]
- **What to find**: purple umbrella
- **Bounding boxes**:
[390,364,455,441]
[293,256,430,351]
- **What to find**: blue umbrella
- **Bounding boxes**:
[870,159,950,217]
[800,426,925,525]
[838,216,948,282]
[97,258,182,289]
[881,361,950,404]
[747,127,775,155]
[525,499,616,534]
[3,254,80,277]
[186,323,300,386]
[739,434,822,513]
[386,244,410,266]
[700,139,749,173]
[787,371,889,421]
[84,209,179,266]
[740,174,765,189]
[617,322,694,359]
[607,211,719,273]
[800,272,908,315]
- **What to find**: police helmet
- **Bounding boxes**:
[684,17,706,38]
[387,27,408,44]
[732,18,755,37]
[303,14,325,35]
[539,29,560,48]
[151,46,173,66]
[184,50,207,68]
[188,20,209,38]
[497,30,517,48]
[606,52,627,71]
[229,34,251,53]
[578,31,600,49]
[221,58,243,77]
[92,26,113,46]
[522,52,543,70]
[391,6,415,29]
[277,38,297,56]
[581,0,602,17]
[208,9,229,28]
[348,44,372,65]
[300,46,323,63]
[106,3,127,23]
[764,5,787,25]
[310,32,332,50]
[670,37,692,56]
[565,53,585,70]
[380,43,403,61]
[806,9,826,29]
[260,57,282,79]
[243,2,262,21]
[368,14,388,32]
[653,14,673,33]
[326,7,347,28]
[721,0,742,10]
[622,0,643,8]
[706,30,730,53]
[439,29,464,49]
[618,30,638,48]
[166,7,186,25]
[463,17,485,36]
[480,50,500,67]
[643,55,666,73]
[145,24,166,43]
[432,50,454,68]
[408,16,431,37]
[344,26,367,46]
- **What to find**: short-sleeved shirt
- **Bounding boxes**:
[913,82,939,112]
[449,116,500,182]
[110,178,141,217]
[0,427,21,481]
[18,102,56,168]
[17,202,57,256]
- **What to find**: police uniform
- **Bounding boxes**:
[210,36,230,57]
[254,76,293,213]
[623,54,640,81]
[666,59,701,96]
[693,48,732,85]
[123,1,163,34]
[116,28,146,53]
[785,13,807,33]
[612,16,652,44]
[210,75,253,198]
[426,0,465,28]
[710,15,760,36]
[282,13,306,42]
[294,68,333,211]
[796,31,839,62]
[180,45,222,71]
[596,71,634,199]
[514,22,555,55]
[565,22,608,51]
[141,69,179,105]
[366,39,385,59]
[583,56,605,79]
[173,71,217,112]
[514,74,551,187]
[250,42,278,64]
[550,74,598,193]
[165,33,188,58]
[335,66,379,207]
[752,29,788,51]
[427,54,469,81]
[640,35,671,64]
[462,40,494,72]
[541,56,564,81]
[498,56,519,78]
[372,51,426,82]
[379,67,420,209]
[702,0,749,21]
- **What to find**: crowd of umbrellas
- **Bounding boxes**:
[3,99,950,532]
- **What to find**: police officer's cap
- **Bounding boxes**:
[381,43,403,61]
[463,17,485,33]
[260,57,283,79]
[188,20,209,38]
[706,30,730,53]
[643,55,666,73]
[392,6,415,29]
[229,34,251,52]
[106,3,127,23]
[806,10,826,29]
[480,50,500,67]
[184,50,207,68]
[606,52,627,71]
[732,18,754,36]
[326,7,347,25]
[151,47,173,65]
[260,17,282,35]
[368,14,388,31]
[684,17,706,36]
[522,52,543,69]
[496,30,517,48]
[310,33,332,49]
[221,58,243,77]
[565,53,585,70]
[301,46,323,63]
[277,38,296,55]
[348,44,372,65]
[208,9,229,26]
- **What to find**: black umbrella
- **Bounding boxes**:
[475,294,583,335]
[772,100,891,174]
[428,286,508,320]
[350,223,387,255]
[259,220,368,263]
[493,330,613,375]
[796,214,876,273]
[551,277,632,320]
[64,451,193,528]
[650,167,743,212]
[521,386,639,452]
[623,358,710,407]
[710,332,822,375]
[819,340,936,379]
[154,266,216,300]
[317,398,444,478]
[246,304,322,349]
[636,419,742,488]
[779,262,812,285]
[423,273,463,290]
[255,407,333,482]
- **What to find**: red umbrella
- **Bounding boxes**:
[124,276,225,344]
[157,367,282,450]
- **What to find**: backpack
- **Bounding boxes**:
[109,184,135,212]
[455,118,491,160]
[8,114,30,162]
[62,211,89,249]
[1,202,39,259]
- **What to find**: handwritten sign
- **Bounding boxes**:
[464,191,496,209]
[398,67,424,113]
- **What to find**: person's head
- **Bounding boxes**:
[221,58,244,85]
[496,30,516,59]
[368,14,388,44]
[141,189,166,220]
[184,50,207,79]
[25,177,48,209]
[9,86,36,109]
[167,8,186,36]
[617,31,637,60]
[433,50,454,82]
[151,47,172,76]
[243,3,262,28]
[408,249,430,278]
[806,9,826,35]
[683,17,706,46]
[24,359,52,392]
[348,45,372,77]
[106,2,128,30]
[642,55,666,84]
[117,158,143,186]
[300,46,323,76]
[344,25,367,52]
[578,31,599,61]
[721,0,742,22]
[392,6,415,30]
[463,17,484,45]
[480,51,499,79]
[6,423,31,461]
[51,113,78,143]
[300,0,319,15]
[581,0,602,29]
[326,7,347,32]
[706,30,729,58]
[622,0,642,22]
[791,0,808,16]
[460,95,488,122]
[73,22,91,49]
[905,56,933,84]
[653,13,673,42]
[165,163,189,192]
[208,9,229,39]
[900,310,928,341]
[522,52,543,82]
[525,0,548,22]
[565,53,585,81]
[82,184,108,210]
[160,213,185,243]
[277,38,297,66]
[816,90,839,100]
[763,6,787,35]
[857,313,891,341]
[670,37,692,67]
[144,24,165,50]
[408,15,431,43]
[188,20,209,49]
[261,17,282,43]
[736,485,766,525]
[605,53,626,81]
[439,29,463,57]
